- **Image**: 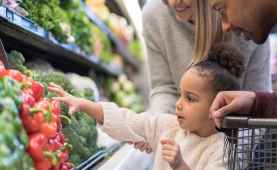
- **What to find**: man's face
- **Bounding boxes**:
[210,0,277,44]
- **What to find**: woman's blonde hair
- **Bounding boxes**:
[162,0,234,66]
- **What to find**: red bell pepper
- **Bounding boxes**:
[0,69,23,81]
[50,143,71,170]
[20,91,35,107]
[0,61,5,72]
[50,100,71,131]
[63,162,74,169]
[59,165,69,170]
[19,104,48,135]
[22,75,44,102]
[50,132,73,170]
[34,100,58,139]
[34,159,52,170]
[26,133,57,165]
[59,131,66,145]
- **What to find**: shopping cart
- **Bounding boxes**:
[223,116,277,170]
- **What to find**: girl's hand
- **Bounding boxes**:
[160,138,189,170]
[48,82,81,115]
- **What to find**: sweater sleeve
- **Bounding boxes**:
[252,90,277,118]
[98,102,178,152]
[142,8,178,115]
[239,39,271,92]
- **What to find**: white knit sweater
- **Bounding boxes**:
[98,102,226,170]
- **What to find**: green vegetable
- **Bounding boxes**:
[81,87,95,102]
[22,153,35,170]
[25,69,40,82]
[65,0,94,54]
[0,77,34,170]
[46,91,59,101]
[79,136,87,147]
[91,24,113,63]
[71,89,82,98]
[127,40,143,62]
[60,103,70,127]
[40,82,49,98]
[20,0,69,43]
[41,72,74,93]
[6,50,27,74]
[0,76,23,109]
[67,154,82,167]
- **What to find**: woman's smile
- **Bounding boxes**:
[175,5,191,14]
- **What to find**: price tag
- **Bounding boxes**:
[37,26,44,36]
[13,14,21,25]
[0,6,6,17]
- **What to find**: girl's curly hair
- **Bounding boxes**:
[190,43,245,96]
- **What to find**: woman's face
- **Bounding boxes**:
[168,0,194,23]
[175,68,215,137]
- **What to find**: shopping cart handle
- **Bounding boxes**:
[223,116,277,128]
[223,116,250,128]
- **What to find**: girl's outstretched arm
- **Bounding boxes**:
[48,82,104,124]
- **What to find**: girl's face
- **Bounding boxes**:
[175,68,216,137]
[168,0,194,23]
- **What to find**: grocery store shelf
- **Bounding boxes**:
[83,3,141,70]
[0,4,123,77]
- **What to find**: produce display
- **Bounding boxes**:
[106,74,144,113]
[0,0,146,167]
[13,0,114,62]
[0,66,34,170]
[2,50,100,169]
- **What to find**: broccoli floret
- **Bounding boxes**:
[70,116,80,134]
[89,146,101,156]
[79,136,87,147]
[40,82,49,98]
[25,69,40,82]
[82,147,91,160]
[68,154,82,167]
[82,113,97,126]
[79,127,90,139]
[81,88,95,102]
[6,50,27,74]
[73,110,83,120]
[46,91,59,101]
[60,102,70,127]
[61,126,78,145]
[61,126,84,156]
[71,89,82,98]
[41,72,73,93]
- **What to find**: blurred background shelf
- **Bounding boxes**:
[0,4,123,77]
[83,2,140,71]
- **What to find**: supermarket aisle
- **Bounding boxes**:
[99,144,154,170]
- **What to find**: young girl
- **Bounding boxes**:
[48,43,245,170]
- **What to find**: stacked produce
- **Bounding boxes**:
[19,0,70,43]
[0,62,34,170]
[106,74,144,113]
[41,72,99,167]
[127,40,143,62]
[4,50,100,169]
[91,24,113,63]
[0,58,74,170]
[16,0,114,62]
